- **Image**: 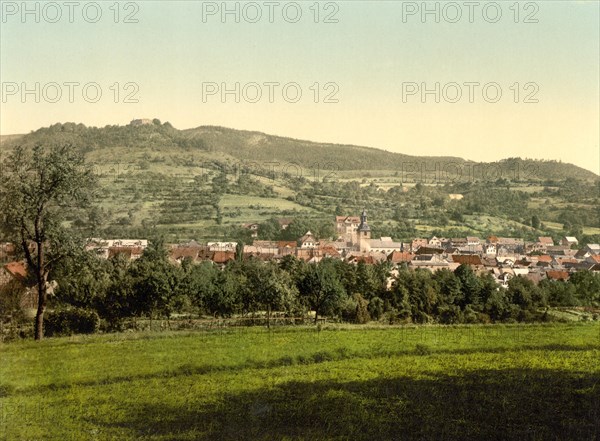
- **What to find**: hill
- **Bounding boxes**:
[2,121,597,181]
[0,121,598,242]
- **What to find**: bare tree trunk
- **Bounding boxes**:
[33,239,47,341]
[34,273,47,340]
[267,305,271,329]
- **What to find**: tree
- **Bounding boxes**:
[454,264,481,310]
[298,259,346,323]
[0,144,97,340]
[568,270,600,306]
[129,238,182,320]
[531,215,541,229]
[247,261,299,327]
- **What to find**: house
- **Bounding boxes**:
[455,245,483,255]
[278,241,297,256]
[546,270,570,281]
[207,242,237,252]
[387,251,415,265]
[428,236,443,248]
[409,254,449,272]
[585,255,600,266]
[108,246,144,260]
[535,255,554,267]
[335,216,361,234]
[575,244,600,259]
[415,246,444,255]
[369,237,403,254]
[450,238,468,248]
[86,239,148,259]
[495,237,524,253]
[538,237,554,248]
[318,244,341,259]
[345,253,375,265]
[211,251,236,265]
[546,246,574,257]
[561,236,578,247]
[130,118,153,126]
[253,240,279,255]
[0,262,38,312]
[411,238,428,252]
[484,243,497,255]
[169,244,210,264]
[451,254,483,267]
[466,236,481,246]
[299,232,317,249]
[335,215,361,245]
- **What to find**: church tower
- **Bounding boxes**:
[357,209,371,253]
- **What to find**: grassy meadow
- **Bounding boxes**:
[1,323,598,440]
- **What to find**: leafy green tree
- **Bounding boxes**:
[539,279,578,306]
[178,261,220,313]
[298,259,346,323]
[209,269,244,317]
[454,264,481,310]
[52,248,112,310]
[0,144,97,340]
[354,261,379,299]
[129,238,182,319]
[568,270,600,306]
[507,276,544,310]
[367,296,384,321]
[484,288,511,322]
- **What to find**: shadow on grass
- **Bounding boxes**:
[4,343,599,399]
[94,368,599,441]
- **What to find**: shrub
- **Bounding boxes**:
[368,296,384,321]
[340,296,358,322]
[44,307,100,337]
[353,293,371,324]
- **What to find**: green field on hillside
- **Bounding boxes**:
[1,323,598,440]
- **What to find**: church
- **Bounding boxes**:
[335,210,403,254]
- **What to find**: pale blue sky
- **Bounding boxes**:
[1,1,598,173]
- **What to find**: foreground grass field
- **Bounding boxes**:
[1,323,598,440]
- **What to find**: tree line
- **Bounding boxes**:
[44,240,599,333]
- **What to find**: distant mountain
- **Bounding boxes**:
[1,121,597,181]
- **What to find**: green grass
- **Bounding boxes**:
[1,323,598,440]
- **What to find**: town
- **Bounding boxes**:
[4,211,597,295]
[87,211,600,287]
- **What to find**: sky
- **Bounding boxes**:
[1,0,599,174]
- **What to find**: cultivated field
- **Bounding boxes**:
[1,323,598,440]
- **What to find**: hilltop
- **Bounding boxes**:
[1,121,597,181]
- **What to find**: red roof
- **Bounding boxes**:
[537,255,553,263]
[451,255,483,266]
[170,247,200,260]
[388,251,414,263]
[546,270,569,281]
[3,261,28,281]
[212,251,235,264]
[278,241,297,249]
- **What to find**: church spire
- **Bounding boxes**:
[358,209,370,232]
